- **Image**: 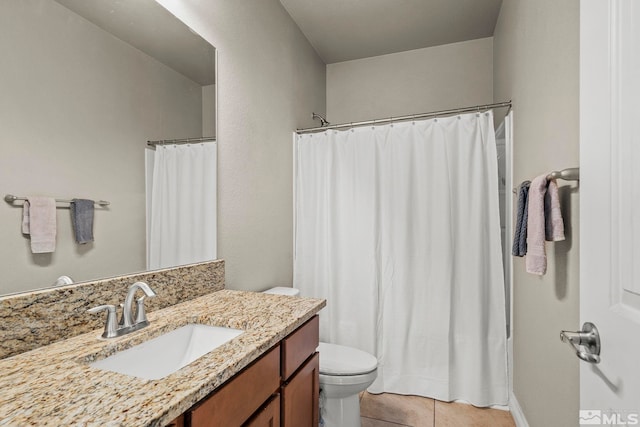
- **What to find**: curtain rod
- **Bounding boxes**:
[146,136,216,147]
[296,101,512,134]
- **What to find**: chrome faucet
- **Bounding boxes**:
[122,281,157,328]
[88,281,157,338]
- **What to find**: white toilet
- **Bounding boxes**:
[263,287,378,427]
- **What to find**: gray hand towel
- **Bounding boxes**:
[70,199,94,244]
[512,181,530,257]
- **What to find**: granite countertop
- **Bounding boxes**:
[0,290,325,426]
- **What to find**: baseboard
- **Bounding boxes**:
[509,391,530,427]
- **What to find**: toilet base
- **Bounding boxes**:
[321,394,360,427]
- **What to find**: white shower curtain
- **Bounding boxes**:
[293,111,508,406]
[146,142,217,270]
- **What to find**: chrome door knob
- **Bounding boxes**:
[560,322,601,364]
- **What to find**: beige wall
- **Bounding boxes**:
[157,0,326,291]
[494,1,580,426]
[202,84,216,137]
[0,0,203,295]
[326,38,493,124]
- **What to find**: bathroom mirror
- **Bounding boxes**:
[0,0,216,295]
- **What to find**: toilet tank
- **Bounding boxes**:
[262,286,300,296]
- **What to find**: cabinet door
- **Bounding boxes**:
[281,353,319,427]
[190,346,280,427]
[244,394,280,427]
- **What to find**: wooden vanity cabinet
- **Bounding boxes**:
[166,414,185,427]
[244,394,280,427]
[280,316,320,427]
[281,316,319,380]
[281,353,319,427]
[188,345,280,427]
[174,316,319,427]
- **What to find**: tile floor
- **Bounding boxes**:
[359,392,516,427]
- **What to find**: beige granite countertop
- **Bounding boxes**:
[0,290,325,426]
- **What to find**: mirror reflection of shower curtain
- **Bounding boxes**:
[293,111,508,406]
[145,142,217,270]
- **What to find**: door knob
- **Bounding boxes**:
[560,322,601,364]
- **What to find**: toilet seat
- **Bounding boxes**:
[319,370,378,385]
[318,342,377,376]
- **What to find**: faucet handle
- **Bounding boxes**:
[118,303,125,326]
[134,296,151,325]
[87,305,119,338]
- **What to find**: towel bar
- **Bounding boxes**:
[4,194,110,207]
[546,167,579,181]
[512,167,580,194]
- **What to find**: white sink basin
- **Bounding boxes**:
[90,324,244,380]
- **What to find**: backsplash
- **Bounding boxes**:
[0,260,224,360]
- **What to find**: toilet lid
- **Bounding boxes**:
[318,342,377,375]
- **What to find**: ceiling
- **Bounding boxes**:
[55,0,215,85]
[279,0,503,64]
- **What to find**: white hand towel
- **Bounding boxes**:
[22,197,57,253]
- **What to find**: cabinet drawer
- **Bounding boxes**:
[243,394,280,427]
[281,316,319,380]
[281,352,319,427]
[190,345,280,427]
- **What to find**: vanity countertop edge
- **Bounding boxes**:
[0,289,326,426]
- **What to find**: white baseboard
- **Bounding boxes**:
[509,391,530,427]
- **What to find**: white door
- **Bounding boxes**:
[580,0,640,425]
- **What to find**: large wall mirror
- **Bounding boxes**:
[0,0,216,295]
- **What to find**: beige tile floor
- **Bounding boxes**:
[359,392,516,427]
